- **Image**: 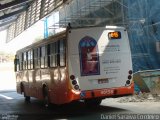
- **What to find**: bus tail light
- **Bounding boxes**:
[126,70,133,86]
[128,75,132,79]
[70,75,80,91]
[72,80,77,85]
[128,70,133,75]
[126,80,130,85]
[74,85,79,90]
[70,75,75,80]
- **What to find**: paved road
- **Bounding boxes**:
[0,91,160,120]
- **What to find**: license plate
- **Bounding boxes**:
[100,89,114,95]
[98,78,108,84]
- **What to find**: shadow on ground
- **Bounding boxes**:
[15,99,128,120]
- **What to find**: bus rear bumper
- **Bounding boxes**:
[70,82,134,101]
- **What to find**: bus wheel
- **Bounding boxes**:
[43,87,50,108]
[85,99,102,107]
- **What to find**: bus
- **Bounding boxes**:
[14,26,134,106]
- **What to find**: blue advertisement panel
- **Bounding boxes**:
[79,36,100,76]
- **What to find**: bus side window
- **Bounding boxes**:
[25,52,28,70]
[41,46,45,68]
[41,45,49,68]
[34,48,40,69]
[49,42,58,67]
[27,51,31,69]
[34,48,37,68]
[19,53,23,71]
[47,44,50,67]
[27,50,33,70]
[22,53,24,70]
[59,39,66,67]
[23,52,27,70]
[30,50,33,69]
[14,55,19,72]
[44,45,48,68]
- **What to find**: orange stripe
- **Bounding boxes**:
[69,82,134,101]
[49,82,134,104]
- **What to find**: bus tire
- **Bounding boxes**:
[43,86,50,108]
[85,99,102,107]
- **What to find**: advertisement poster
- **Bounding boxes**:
[79,36,100,76]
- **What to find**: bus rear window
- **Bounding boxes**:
[108,31,121,39]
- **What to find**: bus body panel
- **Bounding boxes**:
[67,26,133,91]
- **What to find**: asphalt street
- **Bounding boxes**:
[0,91,160,120]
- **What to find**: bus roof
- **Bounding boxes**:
[16,30,66,54]
[16,26,126,54]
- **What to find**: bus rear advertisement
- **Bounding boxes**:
[14,26,134,106]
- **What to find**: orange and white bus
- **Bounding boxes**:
[14,26,134,106]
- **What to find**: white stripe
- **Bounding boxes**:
[0,94,13,100]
